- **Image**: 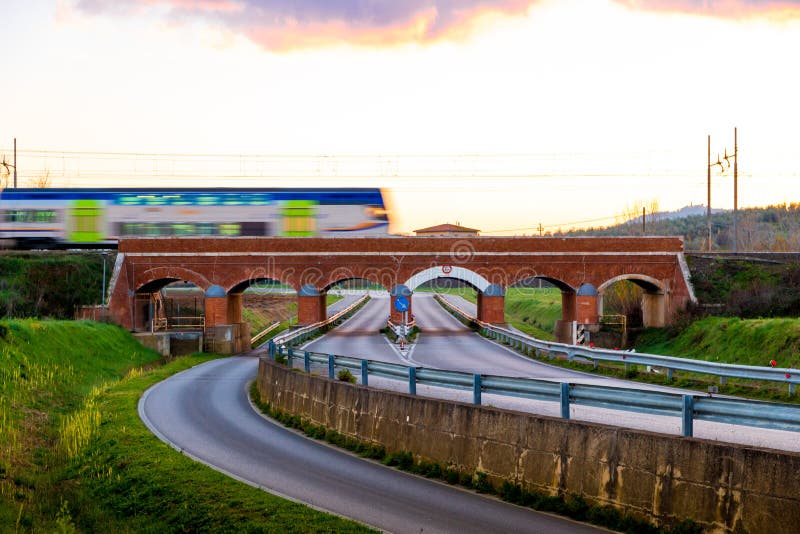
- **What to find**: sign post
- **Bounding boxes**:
[394,296,410,348]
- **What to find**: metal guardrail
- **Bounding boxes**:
[250,322,281,345]
[271,295,369,347]
[435,295,800,394]
[263,345,800,438]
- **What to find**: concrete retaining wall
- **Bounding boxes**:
[258,358,800,533]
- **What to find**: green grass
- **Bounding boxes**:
[0,319,373,532]
[420,286,561,340]
[503,288,561,340]
[635,316,800,369]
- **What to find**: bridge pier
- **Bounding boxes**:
[576,283,599,324]
[642,292,666,327]
[297,285,326,325]
[476,284,505,323]
[204,285,230,326]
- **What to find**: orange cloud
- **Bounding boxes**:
[74,0,538,50]
[614,0,800,20]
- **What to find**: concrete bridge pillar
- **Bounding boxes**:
[389,284,412,324]
[297,285,326,325]
[642,292,666,327]
[204,285,230,326]
[477,284,505,323]
[576,283,599,324]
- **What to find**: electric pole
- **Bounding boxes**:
[707,135,712,251]
[642,207,646,236]
[733,127,738,253]
[13,138,17,188]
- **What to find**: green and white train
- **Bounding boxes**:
[0,187,391,248]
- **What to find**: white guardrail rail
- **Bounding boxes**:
[271,295,369,348]
[435,295,800,394]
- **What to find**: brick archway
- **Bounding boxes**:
[108,237,695,347]
[598,274,669,327]
[135,266,211,293]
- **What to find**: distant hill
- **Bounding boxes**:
[555,203,800,251]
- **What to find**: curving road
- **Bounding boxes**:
[140,356,603,533]
[141,291,800,533]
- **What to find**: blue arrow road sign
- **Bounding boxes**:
[394,296,409,312]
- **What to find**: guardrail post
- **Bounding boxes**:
[666,368,673,382]
[560,383,570,419]
[304,351,311,373]
[567,350,574,363]
[789,383,795,396]
[681,395,694,437]
[720,376,727,386]
[473,374,482,405]
[287,346,294,368]
[593,359,598,370]
[361,360,368,386]
[408,367,417,395]
[268,340,276,361]
[328,355,335,379]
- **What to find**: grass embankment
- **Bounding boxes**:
[419,286,560,340]
[0,319,372,532]
[486,315,800,402]
[243,293,345,347]
[636,317,800,369]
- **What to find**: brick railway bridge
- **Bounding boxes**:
[107,236,696,351]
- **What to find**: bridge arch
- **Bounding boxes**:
[509,274,574,292]
[405,265,491,292]
[227,276,295,295]
[598,274,665,294]
[598,274,667,327]
[135,266,211,293]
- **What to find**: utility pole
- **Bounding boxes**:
[642,207,646,236]
[707,135,712,251]
[538,222,544,237]
[733,127,738,253]
[13,138,17,188]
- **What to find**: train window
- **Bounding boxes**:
[5,210,57,223]
[172,223,195,235]
[196,223,216,235]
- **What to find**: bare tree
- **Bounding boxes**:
[32,168,51,188]
[0,153,10,191]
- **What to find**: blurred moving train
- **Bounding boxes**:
[0,187,391,248]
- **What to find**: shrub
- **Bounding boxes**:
[337,369,356,383]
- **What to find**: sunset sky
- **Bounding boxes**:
[2,0,799,234]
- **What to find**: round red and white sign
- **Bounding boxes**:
[441,265,453,274]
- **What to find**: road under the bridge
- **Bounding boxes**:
[140,292,800,532]
[140,295,603,533]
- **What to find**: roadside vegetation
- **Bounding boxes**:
[0,318,373,532]
[0,252,112,318]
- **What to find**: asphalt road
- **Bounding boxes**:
[140,292,800,533]
[140,355,603,533]
[305,293,800,452]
